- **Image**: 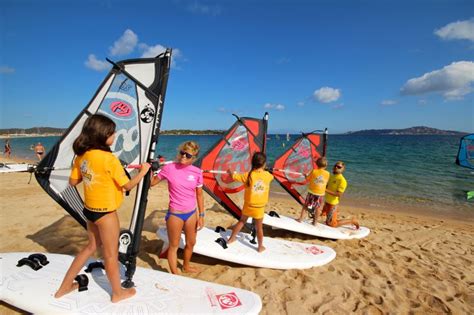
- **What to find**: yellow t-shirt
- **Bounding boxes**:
[70,150,129,212]
[306,168,330,196]
[324,173,347,205]
[232,170,274,208]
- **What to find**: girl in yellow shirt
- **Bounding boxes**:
[227,152,274,252]
[54,114,150,303]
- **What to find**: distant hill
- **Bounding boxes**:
[0,127,224,136]
[345,126,467,136]
[0,127,66,136]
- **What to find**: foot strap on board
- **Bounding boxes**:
[85,261,105,273]
[74,274,89,292]
[16,253,49,271]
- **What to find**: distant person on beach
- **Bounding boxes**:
[151,141,205,274]
[54,114,150,303]
[226,152,274,253]
[34,142,46,161]
[296,157,330,225]
[317,161,359,229]
[4,140,11,158]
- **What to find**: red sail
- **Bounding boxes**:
[196,113,268,219]
[271,131,327,205]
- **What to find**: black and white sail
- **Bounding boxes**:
[35,50,172,286]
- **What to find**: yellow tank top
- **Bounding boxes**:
[70,150,129,212]
[232,170,274,208]
[306,169,330,196]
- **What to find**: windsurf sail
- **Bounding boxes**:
[271,130,328,205]
[196,113,269,219]
[456,134,474,170]
[34,50,172,286]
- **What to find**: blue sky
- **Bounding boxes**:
[1,0,473,134]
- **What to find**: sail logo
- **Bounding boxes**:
[140,106,155,123]
[110,101,132,117]
[215,292,242,310]
[304,245,323,255]
[231,138,248,151]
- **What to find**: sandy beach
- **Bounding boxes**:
[0,156,473,314]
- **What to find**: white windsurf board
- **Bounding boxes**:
[258,212,370,240]
[0,163,32,173]
[157,227,336,270]
[0,252,262,314]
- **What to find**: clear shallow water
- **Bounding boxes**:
[4,134,473,215]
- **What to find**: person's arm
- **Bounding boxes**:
[196,187,204,230]
[150,174,162,186]
[122,163,151,191]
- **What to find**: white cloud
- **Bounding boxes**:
[109,29,138,56]
[313,87,341,103]
[187,1,222,16]
[139,44,182,68]
[381,99,397,106]
[84,54,110,71]
[434,18,474,42]
[400,61,474,100]
[264,103,285,111]
[0,66,15,74]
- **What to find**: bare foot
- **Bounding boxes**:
[111,287,136,303]
[227,237,236,244]
[352,218,360,230]
[295,218,302,222]
[257,246,266,253]
[54,282,79,299]
[183,265,201,273]
[312,220,318,226]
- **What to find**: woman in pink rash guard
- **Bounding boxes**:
[151,141,205,274]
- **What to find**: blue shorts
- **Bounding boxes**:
[165,209,197,222]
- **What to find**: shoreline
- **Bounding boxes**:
[2,155,472,223]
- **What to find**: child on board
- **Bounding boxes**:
[226,152,274,252]
[54,114,150,303]
[151,141,205,274]
[296,157,330,225]
[318,161,359,229]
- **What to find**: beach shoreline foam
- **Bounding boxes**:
[1,155,473,314]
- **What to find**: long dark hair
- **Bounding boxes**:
[246,152,267,187]
[73,114,116,156]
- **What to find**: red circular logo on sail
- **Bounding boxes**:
[231,139,247,151]
[110,101,132,117]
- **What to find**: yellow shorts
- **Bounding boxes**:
[242,205,265,219]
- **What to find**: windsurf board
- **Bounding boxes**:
[0,163,32,173]
[157,227,336,270]
[0,252,262,314]
[258,211,370,240]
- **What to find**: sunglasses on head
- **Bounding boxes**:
[334,164,343,169]
[179,150,194,159]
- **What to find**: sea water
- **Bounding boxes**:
[4,134,473,216]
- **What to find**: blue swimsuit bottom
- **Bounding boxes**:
[165,209,197,222]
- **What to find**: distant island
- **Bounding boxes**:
[344,126,467,136]
[0,127,224,137]
[0,126,467,137]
